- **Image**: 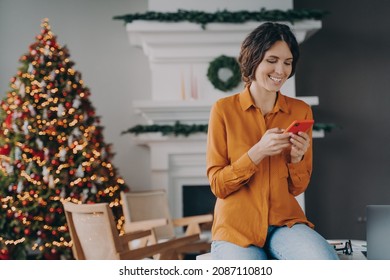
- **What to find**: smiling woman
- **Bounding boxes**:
[206,22,339,260]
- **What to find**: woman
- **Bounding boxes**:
[206,22,338,260]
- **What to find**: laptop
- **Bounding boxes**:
[366,205,390,260]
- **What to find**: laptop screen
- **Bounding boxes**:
[366,205,390,260]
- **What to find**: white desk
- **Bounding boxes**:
[329,239,367,260]
[197,240,368,260]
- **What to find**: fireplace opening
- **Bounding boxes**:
[182,185,216,230]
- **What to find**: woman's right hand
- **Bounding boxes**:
[247,127,291,165]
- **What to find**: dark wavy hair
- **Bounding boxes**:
[238,22,300,86]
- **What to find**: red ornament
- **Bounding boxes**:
[17,213,25,221]
[34,150,45,161]
[4,114,12,129]
[0,144,10,155]
[43,250,60,260]
[0,249,10,260]
[6,211,13,219]
[24,228,31,236]
[45,215,54,224]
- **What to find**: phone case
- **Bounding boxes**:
[285,120,314,134]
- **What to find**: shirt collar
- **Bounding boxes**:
[239,86,290,114]
[239,87,254,111]
[274,92,290,114]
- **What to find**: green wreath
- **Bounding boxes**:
[207,55,241,92]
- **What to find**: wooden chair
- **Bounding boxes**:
[62,201,200,260]
[120,190,212,259]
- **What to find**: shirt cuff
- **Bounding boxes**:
[233,152,258,175]
[287,158,307,176]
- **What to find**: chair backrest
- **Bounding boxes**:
[121,190,175,240]
[63,201,124,260]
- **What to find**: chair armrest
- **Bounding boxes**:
[173,214,213,236]
[124,218,167,232]
[172,214,213,227]
[119,234,200,260]
[119,229,153,245]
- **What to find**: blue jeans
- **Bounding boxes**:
[211,224,339,260]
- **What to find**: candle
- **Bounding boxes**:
[181,72,186,100]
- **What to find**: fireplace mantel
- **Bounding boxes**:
[126,20,322,102]
[126,20,322,60]
[133,96,320,125]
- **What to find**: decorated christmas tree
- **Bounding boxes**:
[0,19,127,259]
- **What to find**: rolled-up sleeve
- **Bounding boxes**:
[287,152,312,196]
[287,109,313,196]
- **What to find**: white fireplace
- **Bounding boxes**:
[132,133,209,219]
[125,1,323,219]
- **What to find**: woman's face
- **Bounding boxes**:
[252,40,293,94]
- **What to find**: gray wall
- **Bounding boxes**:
[1,0,389,240]
[295,0,390,240]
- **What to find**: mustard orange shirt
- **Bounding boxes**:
[206,87,314,248]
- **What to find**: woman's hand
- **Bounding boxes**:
[248,128,291,165]
[289,131,310,163]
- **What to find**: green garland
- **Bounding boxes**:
[207,55,241,92]
[122,121,337,137]
[113,8,329,29]
[121,121,208,137]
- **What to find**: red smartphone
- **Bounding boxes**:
[285,120,314,134]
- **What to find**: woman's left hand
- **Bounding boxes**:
[289,131,310,163]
